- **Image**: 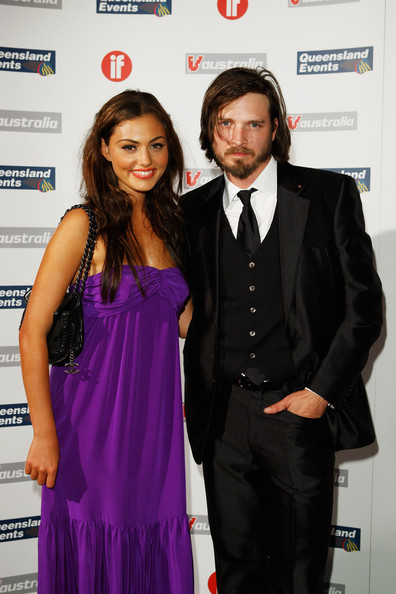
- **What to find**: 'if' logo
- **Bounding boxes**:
[217,0,248,20]
[101,51,132,82]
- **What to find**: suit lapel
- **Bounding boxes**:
[277,163,310,323]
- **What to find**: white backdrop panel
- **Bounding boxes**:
[0,1,394,592]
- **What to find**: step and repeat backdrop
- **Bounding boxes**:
[0,1,395,593]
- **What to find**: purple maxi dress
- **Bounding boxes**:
[39,266,194,594]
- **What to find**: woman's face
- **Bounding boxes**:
[101,114,169,199]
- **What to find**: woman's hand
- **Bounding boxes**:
[25,430,60,489]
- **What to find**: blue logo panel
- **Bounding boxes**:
[0,516,40,543]
[327,167,371,193]
[0,166,55,191]
[0,403,31,426]
[0,286,31,308]
[96,0,172,15]
[297,47,373,75]
[0,46,55,75]
[330,525,361,551]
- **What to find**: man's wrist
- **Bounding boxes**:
[305,386,331,407]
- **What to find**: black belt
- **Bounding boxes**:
[234,373,283,392]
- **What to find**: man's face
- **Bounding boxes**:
[212,92,277,186]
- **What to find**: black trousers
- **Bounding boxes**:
[203,384,335,594]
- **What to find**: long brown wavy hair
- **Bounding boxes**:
[81,90,185,301]
[200,67,291,163]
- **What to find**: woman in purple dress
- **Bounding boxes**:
[19,90,194,594]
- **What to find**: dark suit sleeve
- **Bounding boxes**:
[308,175,382,408]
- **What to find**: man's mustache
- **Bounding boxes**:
[224,146,255,156]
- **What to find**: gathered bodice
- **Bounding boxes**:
[80,265,189,318]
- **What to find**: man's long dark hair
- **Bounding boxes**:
[81,90,184,302]
[200,67,291,163]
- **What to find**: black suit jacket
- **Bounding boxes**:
[182,162,383,464]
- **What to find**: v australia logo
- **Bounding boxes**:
[185,171,201,186]
[183,169,220,191]
[288,115,301,130]
[187,55,203,72]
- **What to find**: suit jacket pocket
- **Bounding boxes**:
[325,378,375,450]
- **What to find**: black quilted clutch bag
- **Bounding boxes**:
[20,204,97,375]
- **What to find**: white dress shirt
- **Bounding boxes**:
[222,155,277,241]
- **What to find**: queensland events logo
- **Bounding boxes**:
[0,166,55,191]
[0,402,30,426]
[183,169,220,191]
[290,0,358,6]
[288,112,357,132]
[188,514,210,535]
[297,46,373,75]
[0,286,31,309]
[0,573,38,593]
[102,51,132,81]
[327,167,370,193]
[0,516,40,543]
[0,110,61,133]
[97,0,171,15]
[186,53,266,74]
[330,524,361,551]
[0,227,54,247]
[217,0,248,19]
[0,0,62,7]
[0,46,55,75]
[0,462,31,484]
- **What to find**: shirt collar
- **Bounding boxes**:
[223,155,277,209]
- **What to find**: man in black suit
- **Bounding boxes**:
[182,67,382,594]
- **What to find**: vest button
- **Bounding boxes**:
[249,352,256,359]
[250,307,256,313]
[249,285,256,292]
[249,330,256,337]
[249,261,255,268]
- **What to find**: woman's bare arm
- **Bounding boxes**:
[19,209,90,488]
[179,297,193,339]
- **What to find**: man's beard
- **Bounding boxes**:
[213,142,272,180]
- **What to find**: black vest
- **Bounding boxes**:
[219,208,296,385]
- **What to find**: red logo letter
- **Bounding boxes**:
[288,115,301,130]
[189,517,197,530]
[187,55,203,72]
[185,171,202,187]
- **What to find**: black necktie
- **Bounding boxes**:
[236,188,260,256]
